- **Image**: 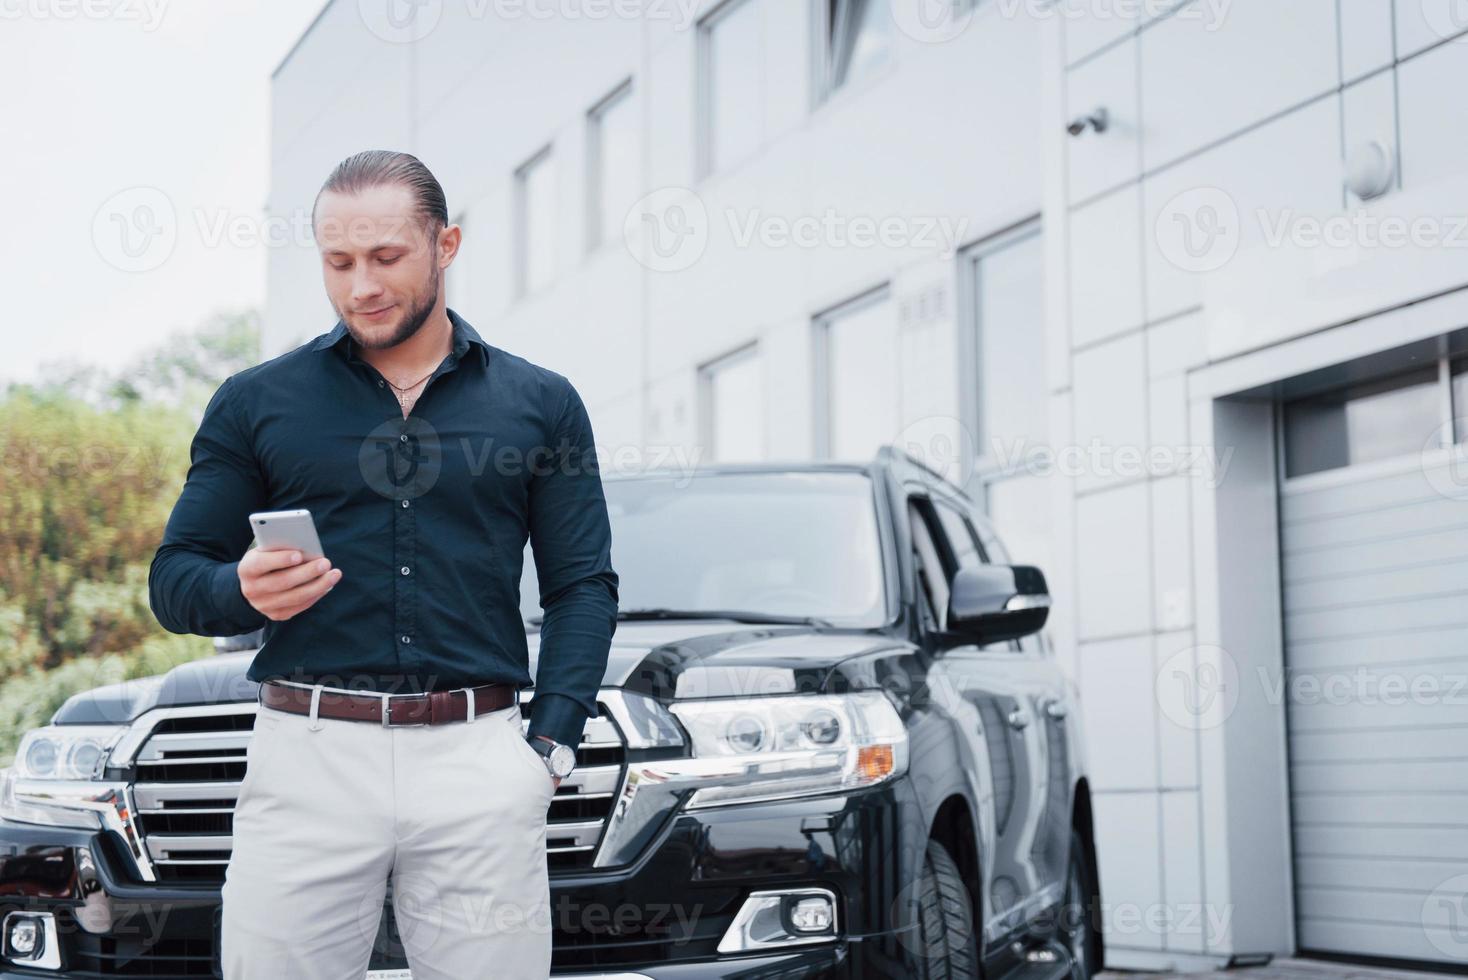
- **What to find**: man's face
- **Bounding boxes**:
[314,183,457,352]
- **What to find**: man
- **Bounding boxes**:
[148,149,619,979]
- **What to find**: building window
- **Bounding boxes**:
[968,224,1047,468]
[817,287,897,461]
[514,146,555,297]
[1283,368,1444,478]
[819,0,893,100]
[698,0,761,178]
[699,343,765,462]
[961,221,1049,571]
[586,80,637,252]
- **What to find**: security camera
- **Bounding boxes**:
[1066,107,1109,137]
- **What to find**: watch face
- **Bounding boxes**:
[548,743,577,777]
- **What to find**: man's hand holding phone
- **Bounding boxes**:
[238,548,341,622]
[241,509,340,622]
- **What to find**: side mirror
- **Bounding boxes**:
[946,565,1051,644]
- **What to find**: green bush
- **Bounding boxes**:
[0,310,260,763]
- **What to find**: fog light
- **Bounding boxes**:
[3,911,60,969]
[717,888,838,953]
[789,894,833,933]
[8,917,38,955]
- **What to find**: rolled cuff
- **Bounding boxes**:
[526,691,592,747]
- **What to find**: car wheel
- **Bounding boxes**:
[1061,829,1101,980]
[913,839,979,980]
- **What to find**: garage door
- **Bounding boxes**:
[1280,361,1468,965]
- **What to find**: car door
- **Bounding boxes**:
[966,508,1074,912]
[906,491,1051,948]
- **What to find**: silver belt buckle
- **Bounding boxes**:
[380,692,429,727]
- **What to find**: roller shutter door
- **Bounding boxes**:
[1281,441,1468,965]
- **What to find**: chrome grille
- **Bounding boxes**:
[128,696,627,883]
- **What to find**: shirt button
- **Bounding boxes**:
[400,635,411,644]
[400,434,408,442]
[377,379,384,387]
[400,566,411,576]
[400,500,410,508]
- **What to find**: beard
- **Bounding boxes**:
[343,262,441,352]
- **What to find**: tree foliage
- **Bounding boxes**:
[0,309,261,760]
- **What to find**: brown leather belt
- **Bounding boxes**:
[259,679,518,727]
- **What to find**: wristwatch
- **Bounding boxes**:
[526,735,576,779]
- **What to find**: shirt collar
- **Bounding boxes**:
[312,307,491,368]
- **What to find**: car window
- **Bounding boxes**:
[971,513,1012,565]
[934,501,988,568]
[520,471,888,627]
[908,499,949,632]
[935,499,1026,654]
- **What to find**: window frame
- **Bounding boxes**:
[696,0,762,181]
[512,144,555,299]
[955,215,1045,500]
[585,78,635,254]
[933,497,991,571]
[910,489,1030,654]
[907,496,952,634]
[812,0,896,107]
[1278,355,1460,482]
[812,283,895,460]
[697,341,765,462]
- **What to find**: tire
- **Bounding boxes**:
[913,839,980,980]
[1061,828,1102,980]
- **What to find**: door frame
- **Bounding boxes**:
[1188,285,1468,961]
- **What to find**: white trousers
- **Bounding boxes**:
[220,692,556,979]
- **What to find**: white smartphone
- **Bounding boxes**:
[248,509,325,561]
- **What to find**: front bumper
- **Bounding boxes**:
[0,777,926,978]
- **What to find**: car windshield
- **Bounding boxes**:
[520,470,887,628]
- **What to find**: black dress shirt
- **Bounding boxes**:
[147,307,619,748]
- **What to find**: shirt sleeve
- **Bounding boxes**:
[148,376,271,638]
[525,379,620,748]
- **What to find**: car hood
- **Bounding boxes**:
[51,622,905,724]
[536,622,902,700]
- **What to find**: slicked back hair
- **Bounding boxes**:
[313,150,449,244]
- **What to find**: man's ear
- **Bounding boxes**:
[437,222,462,267]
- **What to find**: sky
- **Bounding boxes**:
[0,0,329,387]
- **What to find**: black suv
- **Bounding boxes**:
[0,448,1102,979]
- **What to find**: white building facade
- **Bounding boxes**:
[265,1,1468,970]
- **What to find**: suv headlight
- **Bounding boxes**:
[668,692,908,808]
[0,725,128,830]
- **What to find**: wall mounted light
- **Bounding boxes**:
[1344,139,1395,201]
